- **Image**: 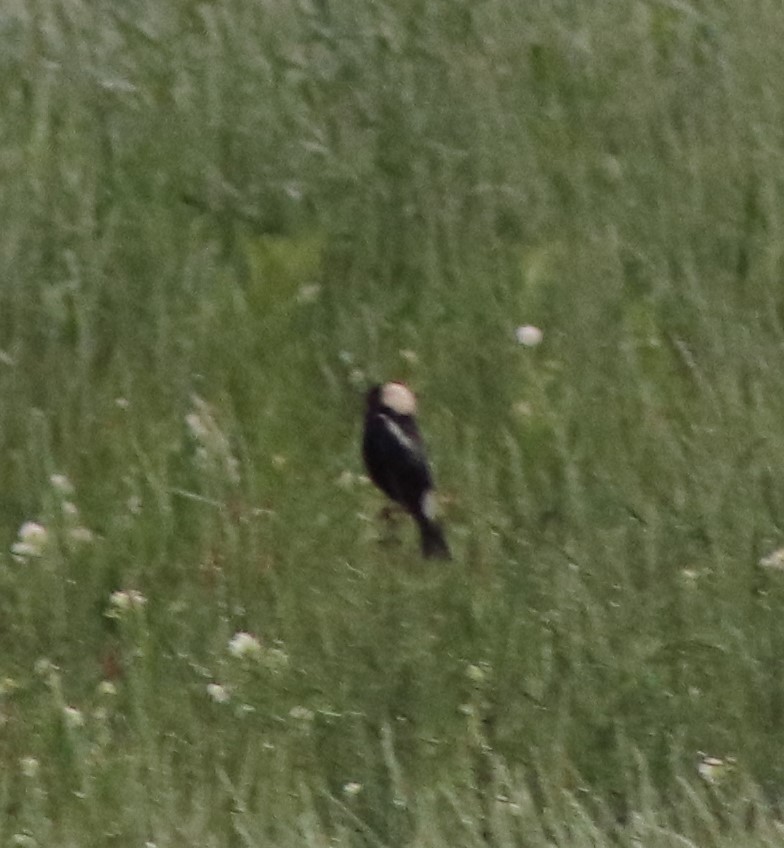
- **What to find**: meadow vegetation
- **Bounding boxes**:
[2,0,784,844]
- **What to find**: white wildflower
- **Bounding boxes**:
[343,781,363,797]
[697,753,735,785]
[289,705,314,722]
[228,631,262,660]
[0,677,19,696]
[49,474,74,496]
[207,683,230,704]
[336,470,358,489]
[68,526,94,545]
[106,589,147,617]
[348,368,365,388]
[186,396,240,484]
[33,658,58,678]
[602,154,623,182]
[261,646,289,673]
[759,548,784,571]
[11,522,48,559]
[515,324,544,347]
[61,501,79,519]
[466,663,488,684]
[296,283,321,304]
[680,568,700,585]
[63,706,84,729]
[185,412,209,443]
[19,756,39,778]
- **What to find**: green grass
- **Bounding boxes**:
[3,0,784,844]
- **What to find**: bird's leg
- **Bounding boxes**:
[379,503,404,522]
[377,503,405,547]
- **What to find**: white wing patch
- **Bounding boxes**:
[382,415,418,453]
[381,382,417,416]
[421,489,439,521]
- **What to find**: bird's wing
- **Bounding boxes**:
[363,412,434,509]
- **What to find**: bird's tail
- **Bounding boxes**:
[417,516,451,560]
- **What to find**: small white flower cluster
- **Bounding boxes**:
[263,646,290,673]
[227,632,289,672]
[49,474,74,496]
[336,470,370,490]
[515,324,543,348]
[97,680,117,697]
[11,522,49,560]
[105,589,147,618]
[50,473,95,546]
[10,473,95,561]
[69,526,95,545]
[63,706,84,729]
[228,631,262,660]
[697,753,735,785]
[296,283,321,304]
[759,548,784,571]
[337,350,365,388]
[0,677,19,696]
[206,682,230,704]
[33,658,59,681]
[19,756,39,779]
[289,705,314,722]
[186,395,240,484]
[465,662,490,685]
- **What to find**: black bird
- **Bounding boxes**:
[362,382,451,559]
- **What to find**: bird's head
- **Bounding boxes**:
[366,381,417,416]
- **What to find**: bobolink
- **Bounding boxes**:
[362,382,450,559]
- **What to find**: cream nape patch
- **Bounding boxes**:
[381,382,417,416]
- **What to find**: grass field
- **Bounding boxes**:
[3,0,784,844]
